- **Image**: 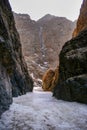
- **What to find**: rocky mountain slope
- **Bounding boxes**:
[14,13,76,81]
[73,0,87,37]
[0,0,33,116]
[53,0,87,104]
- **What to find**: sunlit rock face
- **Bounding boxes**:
[42,66,59,91]
[53,0,87,104]
[73,0,87,37]
[0,0,33,116]
[14,13,76,81]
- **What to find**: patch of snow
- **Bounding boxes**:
[42,55,45,57]
[34,82,38,87]
[34,53,38,57]
[38,64,46,70]
[0,87,87,130]
[31,61,36,64]
[34,79,42,88]
[33,86,43,92]
[44,62,48,65]
[37,78,42,83]
[30,73,35,80]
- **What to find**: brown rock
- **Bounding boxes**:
[73,0,87,37]
[42,66,59,91]
[14,13,76,81]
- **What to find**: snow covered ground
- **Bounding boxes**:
[0,87,87,130]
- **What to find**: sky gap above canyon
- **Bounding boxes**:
[9,0,82,21]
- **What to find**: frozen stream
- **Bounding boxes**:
[0,87,87,130]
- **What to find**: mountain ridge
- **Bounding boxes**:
[14,12,76,83]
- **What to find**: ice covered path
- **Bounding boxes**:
[0,87,87,130]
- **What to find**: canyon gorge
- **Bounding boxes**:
[53,0,87,104]
[0,0,87,129]
[14,13,76,83]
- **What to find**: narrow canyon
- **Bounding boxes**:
[0,0,87,130]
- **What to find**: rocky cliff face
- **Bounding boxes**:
[14,13,43,82]
[53,0,87,104]
[73,0,87,37]
[0,0,33,116]
[37,14,76,67]
[14,13,75,82]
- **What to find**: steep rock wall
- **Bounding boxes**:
[53,0,87,104]
[73,0,87,37]
[53,29,87,103]
[0,0,33,116]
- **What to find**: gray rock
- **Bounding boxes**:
[0,0,33,116]
[53,29,87,104]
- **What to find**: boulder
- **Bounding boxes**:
[42,66,59,91]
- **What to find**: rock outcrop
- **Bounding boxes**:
[73,0,87,37]
[42,66,59,91]
[53,0,87,104]
[0,0,33,116]
[14,13,76,82]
